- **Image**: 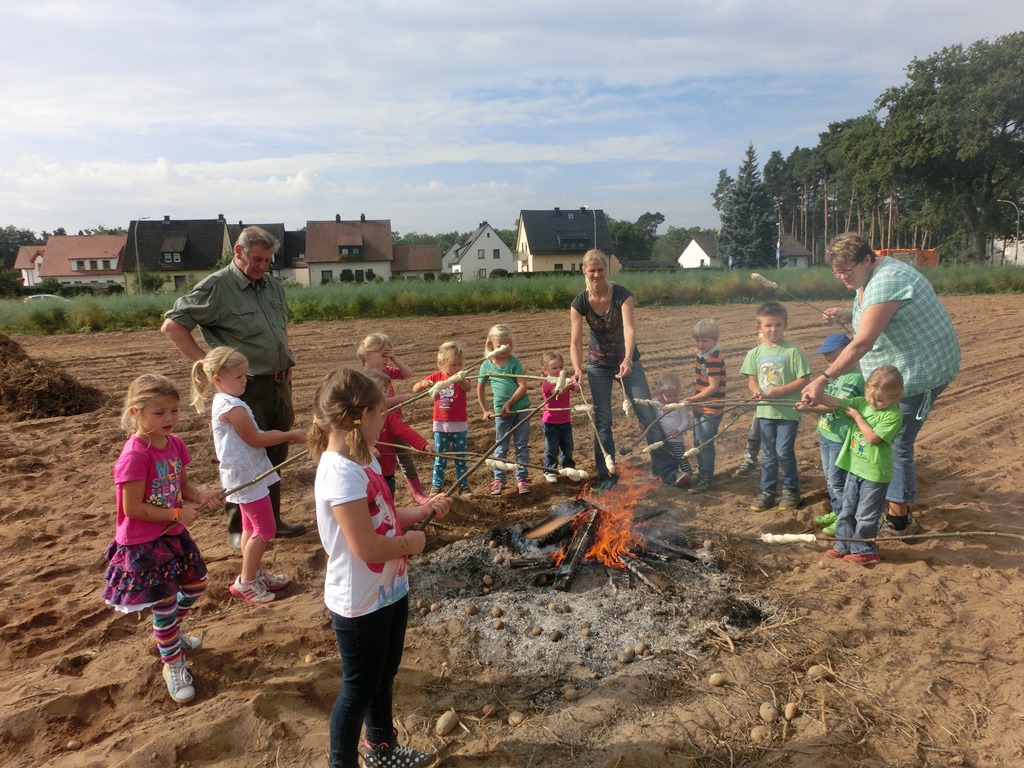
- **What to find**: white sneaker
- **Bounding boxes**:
[230,575,275,605]
[543,472,558,484]
[162,659,195,704]
[256,568,291,592]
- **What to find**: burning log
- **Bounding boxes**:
[552,509,598,591]
[619,554,665,594]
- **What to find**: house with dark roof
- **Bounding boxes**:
[677,233,721,269]
[392,244,443,280]
[778,234,812,268]
[125,215,231,293]
[303,215,394,284]
[442,222,516,280]
[516,207,620,273]
[15,235,127,291]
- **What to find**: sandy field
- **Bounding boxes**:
[1,294,1022,768]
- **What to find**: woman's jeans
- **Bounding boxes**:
[587,362,676,482]
[692,411,723,482]
[887,384,947,505]
[492,412,530,482]
[328,596,408,768]
[759,417,799,495]
[819,434,848,514]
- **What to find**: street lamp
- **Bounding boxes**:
[583,204,598,249]
[996,199,1020,265]
[134,216,150,294]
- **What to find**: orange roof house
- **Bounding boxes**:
[17,235,127,290]
[303,215,395,284]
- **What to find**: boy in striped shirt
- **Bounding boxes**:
[687,319,726,493]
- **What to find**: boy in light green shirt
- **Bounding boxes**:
[816,366,904,566]
[739,302,811,513]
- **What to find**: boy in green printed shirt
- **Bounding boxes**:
[740,302,811,513]
[796,333,865,532]
[815,366,904,566]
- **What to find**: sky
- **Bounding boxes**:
[1,1,1020,239]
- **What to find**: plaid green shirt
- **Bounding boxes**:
[853,258,960,397]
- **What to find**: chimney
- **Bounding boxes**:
[580,207,586,213]
[217,213,224,222]
[554,207,560,215]
[163,215,170,223]
[336,214,341,223]
[239,220,244,227]
[360,213,366,222]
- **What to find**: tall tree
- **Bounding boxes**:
[0,225,42,269]
[877,32,1024,261]
[607,212,665,261]
[717,144,777,269]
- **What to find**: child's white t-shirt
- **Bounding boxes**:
[211,393,277,504]
[315,451,409,618]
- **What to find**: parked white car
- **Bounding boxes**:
[23,294,70,302]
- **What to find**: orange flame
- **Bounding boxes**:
[553,465,657,569]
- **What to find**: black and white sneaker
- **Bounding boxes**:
[362,740,434,768]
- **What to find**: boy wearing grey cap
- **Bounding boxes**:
[796,333,864,532]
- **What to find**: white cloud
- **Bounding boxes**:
[0,1,1019,234]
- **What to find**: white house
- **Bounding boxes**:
[445,222,517,280]
[677,234,721,269]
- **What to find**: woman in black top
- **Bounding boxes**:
[569,250,685,489]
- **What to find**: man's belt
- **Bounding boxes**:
[248,370,289,382]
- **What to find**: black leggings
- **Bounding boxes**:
[328,595,409,768]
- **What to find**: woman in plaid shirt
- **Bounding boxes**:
[801,232,960,537]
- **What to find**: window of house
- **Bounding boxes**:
[478,249,485,259]
[554,264,563,271]
[355,269,365,283]
[478,269,486,278]
[89,260,98,270]
[493,249,500,259]
[101,259,110,270]
[173,254,181,263]
[321,270,333,283]
[164,254,173,264]
[76,260,85,271]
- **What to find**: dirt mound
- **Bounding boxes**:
[0,333,104,421]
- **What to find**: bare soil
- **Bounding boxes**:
[1,295,1022,768]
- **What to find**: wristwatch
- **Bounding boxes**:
[822,372,834,384]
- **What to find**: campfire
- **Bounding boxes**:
[409,471,771,682]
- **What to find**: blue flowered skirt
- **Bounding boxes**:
[102,531,208,613]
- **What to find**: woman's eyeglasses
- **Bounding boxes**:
[831,263,859,277]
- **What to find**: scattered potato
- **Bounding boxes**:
[435,709,459,737]
[759,702,780,723]
[784,702,799,721]
[708,672,726,687]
